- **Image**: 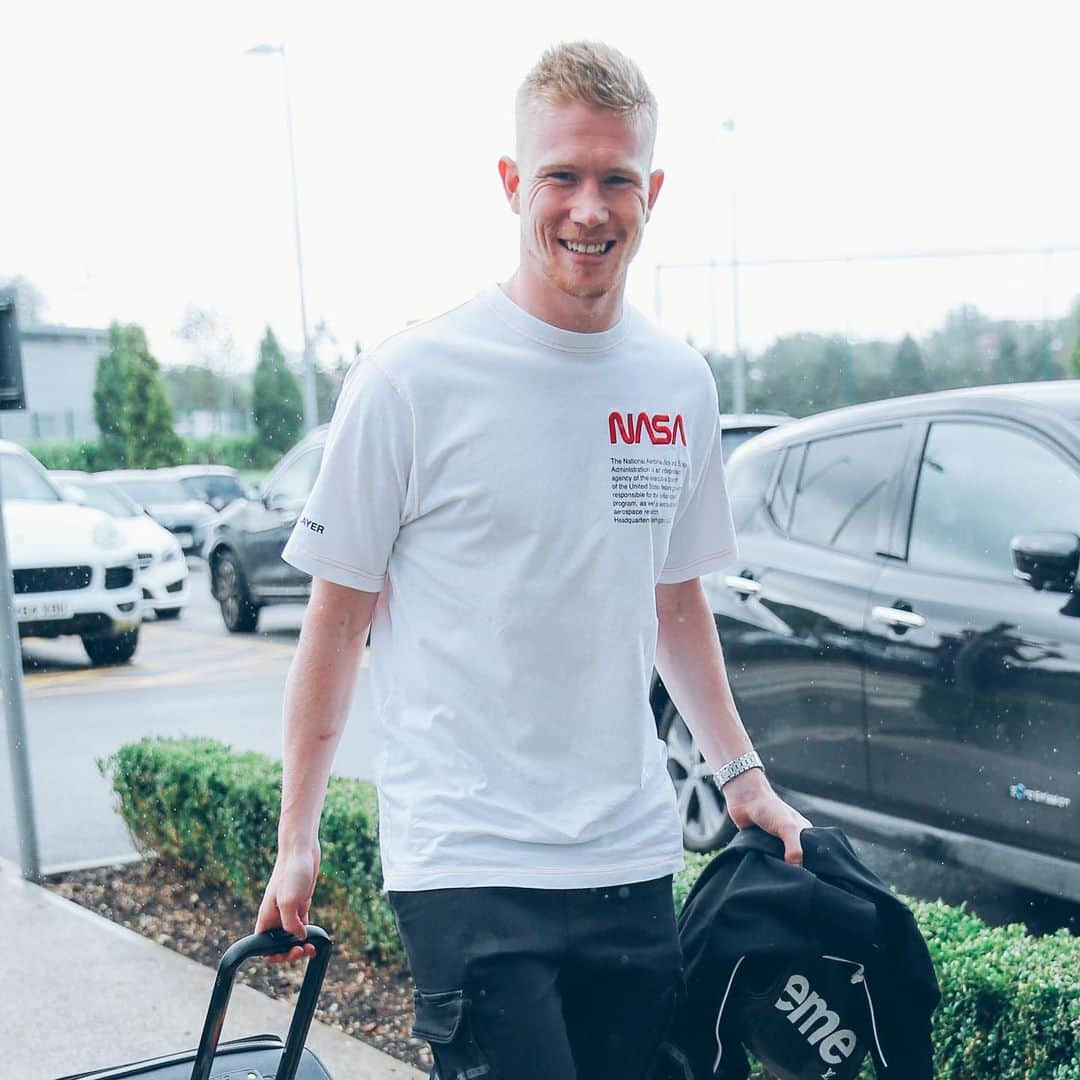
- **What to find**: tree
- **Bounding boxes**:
[125,331,184,466]
[252,327,304,453]
[891,335,929,397]
[1068,303,1080,380]
[175,305,241,431]
[93,329,132,467]
[0,275,47,325]
[991,329,1023,384]
[93,323,183,468]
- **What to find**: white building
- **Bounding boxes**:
[0,325,107,444]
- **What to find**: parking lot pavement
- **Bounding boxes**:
[3,565,378,870]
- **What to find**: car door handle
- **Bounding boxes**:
[871,605,926,630]
[724,575,762,596]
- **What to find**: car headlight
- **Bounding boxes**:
[160,542,183,563]
[92,521,125,550]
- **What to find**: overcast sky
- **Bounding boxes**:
[3,1,1079,371]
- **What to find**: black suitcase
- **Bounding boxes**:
[56,925,335,1080]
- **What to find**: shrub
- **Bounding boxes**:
[100,737,1080,1075]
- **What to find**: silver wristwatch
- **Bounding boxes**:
[713,750,764,789]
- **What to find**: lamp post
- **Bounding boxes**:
[721,117,746,413]
[246,42,319,434]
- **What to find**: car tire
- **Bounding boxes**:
[81,627,140,666]
[155,607,182,621]
[214,550,259,633]
[659,698,738,852]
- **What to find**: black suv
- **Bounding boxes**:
[653,381,1080,901]
[204,426,328,632]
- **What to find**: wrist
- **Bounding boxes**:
[719,765,769,803]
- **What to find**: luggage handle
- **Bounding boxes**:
[189,925,333,1080]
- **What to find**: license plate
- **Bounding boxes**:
[15,598,74,622]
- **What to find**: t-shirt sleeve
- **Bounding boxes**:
[281,357,413,592]
[658,415,739,583]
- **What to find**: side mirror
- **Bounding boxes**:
[244,485,260,501]
[1011,532,1080,593]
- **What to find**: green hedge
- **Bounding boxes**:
[26,434,283,474]
[98,736,401,962]
[100,737,1079,1077]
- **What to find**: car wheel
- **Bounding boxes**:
[659,698,738,852]
[214,550,259,633]
[81,627,140,666]
[155,607,182,621]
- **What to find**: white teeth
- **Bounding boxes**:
[565,240,608,254]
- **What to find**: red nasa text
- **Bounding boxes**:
[608,411,687,446]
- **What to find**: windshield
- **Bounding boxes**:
[0,453,62,502]
[721,427,771,462]
[108,477,190,504]
[73,482,142,518]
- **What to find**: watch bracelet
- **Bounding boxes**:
[713,749,764,788]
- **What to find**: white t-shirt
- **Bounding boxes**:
[282,285,739,892]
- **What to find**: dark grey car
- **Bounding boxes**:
[203,427,328,632]
[653,381,1080,901]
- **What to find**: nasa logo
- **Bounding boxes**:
[608,411,687,446]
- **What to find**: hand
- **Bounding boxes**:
[254,841,321,964]
[722,769,813,865]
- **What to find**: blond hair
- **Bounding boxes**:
[516,41,658,160]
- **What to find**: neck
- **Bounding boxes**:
[501,265,624,333]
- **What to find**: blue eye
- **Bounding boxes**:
[549,172,574,181]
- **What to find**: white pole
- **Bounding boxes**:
[279,45,319,434]
[0,464,42,882]
[723,118,746,413]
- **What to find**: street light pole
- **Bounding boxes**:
[721,118,746,413]
[247,43,319,434]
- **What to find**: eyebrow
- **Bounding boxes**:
[538,162,644,182]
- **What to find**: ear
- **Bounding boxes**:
[645,168,665,222]
[498,156,521,214]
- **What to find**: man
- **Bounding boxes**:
[255,41,811,1079]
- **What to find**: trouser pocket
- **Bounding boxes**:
[412,987,493,1080]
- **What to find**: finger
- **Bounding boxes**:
[784,827,805,865]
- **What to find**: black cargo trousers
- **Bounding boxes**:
[388,874,685,1080]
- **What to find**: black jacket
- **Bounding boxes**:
[657,826,940,1080]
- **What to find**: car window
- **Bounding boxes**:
[727,447,778,532]
[179,477,209,499]
[75,483,140,518]
[721,428,764,461]
[768,444,804,532]
[0,453,61,502]
[265,448,323,506]
[907,421,1080,582]
[788,426,904,555]
[110,478,189,504]
[208,476,244,500]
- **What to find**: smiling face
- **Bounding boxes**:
[499,100,664,333]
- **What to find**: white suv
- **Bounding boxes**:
[1,441,143,665]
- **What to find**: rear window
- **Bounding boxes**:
[787,426,904,556]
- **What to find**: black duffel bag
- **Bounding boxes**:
[55,925,334,1080]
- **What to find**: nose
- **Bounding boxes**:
[569,180,610,230]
